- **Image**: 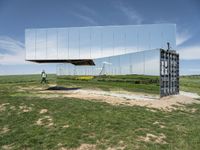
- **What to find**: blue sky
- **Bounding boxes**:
[0,0,200,75]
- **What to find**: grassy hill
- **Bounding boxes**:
[0,74,200,149]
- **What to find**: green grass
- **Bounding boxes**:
[0,74,200,149]
[180,75,200,95]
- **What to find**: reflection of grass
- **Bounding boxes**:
[75,76,94,80]
[180,75,200,95]
[0,74,56,85]
[57,75,160,95]
[0,75,200,149]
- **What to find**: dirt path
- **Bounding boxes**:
[37,88,200,111]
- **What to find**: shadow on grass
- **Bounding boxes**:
[46,86,81,91]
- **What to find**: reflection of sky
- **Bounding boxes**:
[26,24,175,60]
[180,59,200,75]
[0,64,57,75]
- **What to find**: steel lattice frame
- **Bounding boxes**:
[160,49,179,97]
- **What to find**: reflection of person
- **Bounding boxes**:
[41,70,47,84]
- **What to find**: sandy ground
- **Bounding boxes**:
[34,87,200,111]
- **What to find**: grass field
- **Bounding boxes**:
[180,75,200,95]
[0,74,200,149]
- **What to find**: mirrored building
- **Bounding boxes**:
[25,24,179,96]
[25,24,176,63]
[56,49,160,76]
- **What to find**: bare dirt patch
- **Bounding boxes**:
[179,91,200,99]
[137,133,167,144]
[19,105,32,113]
[107,140,126,150]
[0,126,10,134]
[0,103,10,112]
[107,146,126,150]
[1,144,14,150]
[61,144,96,150]
[74,144,96,150]
[63,124,69,128]
[21,85,200,111]
[38,89,200,111]
[36,115,54,127]
[39,109,48,114]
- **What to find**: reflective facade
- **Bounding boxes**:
[57,49,160,76]
[25,24,176,60]
[25,24,179,96]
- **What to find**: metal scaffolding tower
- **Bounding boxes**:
[160,49,179,97]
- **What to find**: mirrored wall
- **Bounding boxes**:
[26,24,176,60]
[56,49,160,76]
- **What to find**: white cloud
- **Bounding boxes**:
[71,4,98,25]
[0,36,24,53]
[178,45,200,60]
[0,36,27,64]
[154,19,169,24]
[176,31,191,46]
[77,4,97,16]
[0,51,26,64]
[116,2,143,24]
[73,12,98,25]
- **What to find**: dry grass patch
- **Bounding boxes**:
[36,116,54,127]
[59,144,96,150]
[74,144,96,150]
[1,144,14,150]
[63,124,69,128]
[19,105,32,113]
[137,133,167,144]
[0,103,10,112]
[0,126,10,134]
[39,109,48,114]
[107,140,126,150]
[107,146,126,150]
[176,107,198,113]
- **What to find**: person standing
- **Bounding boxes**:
[41,70,47,84]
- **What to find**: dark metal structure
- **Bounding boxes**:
[160,49,179,97]
[28,59,95,65]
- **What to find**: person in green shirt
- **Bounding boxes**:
[41,70,47,84]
